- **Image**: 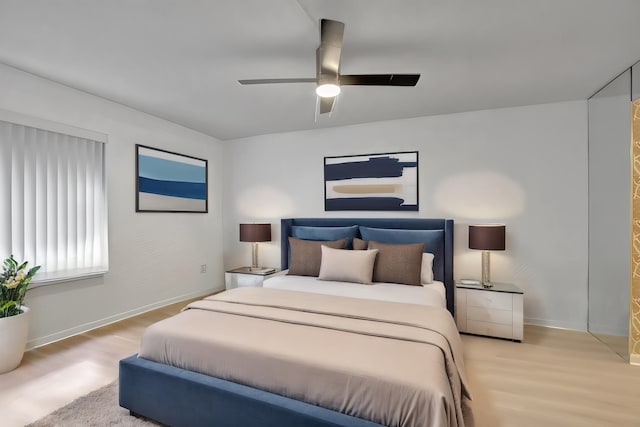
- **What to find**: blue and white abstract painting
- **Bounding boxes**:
[324,151,418,211]
[136,145,208,212]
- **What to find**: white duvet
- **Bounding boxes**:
[263,271,446,308]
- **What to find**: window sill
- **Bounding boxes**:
[29,268,109,288]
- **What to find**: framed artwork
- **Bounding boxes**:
[324,151,418,211]
[136,144,208,213]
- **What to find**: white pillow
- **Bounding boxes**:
[318,245,379,285]
[421,253,435,284]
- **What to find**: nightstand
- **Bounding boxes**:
[455,282,524,342]
[225,267,281,290]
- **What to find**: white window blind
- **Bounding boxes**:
[0,119,108,283]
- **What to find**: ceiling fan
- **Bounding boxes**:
[238,19,421,114]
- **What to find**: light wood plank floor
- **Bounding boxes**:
[591,332,629,362]
[2,302,640,427]
[464,327,640,427]
[0,299,195,427]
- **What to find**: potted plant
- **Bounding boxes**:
[0,255,40,374]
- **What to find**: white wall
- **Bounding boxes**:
[0,59,589,340]
[223,101,589,330]
[0,63,225,348]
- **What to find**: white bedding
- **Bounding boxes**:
[263,271,446,308]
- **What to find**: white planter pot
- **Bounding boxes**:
[0,306,30,374]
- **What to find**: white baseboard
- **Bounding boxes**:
[524,317,587,332]
[27,286,225,349]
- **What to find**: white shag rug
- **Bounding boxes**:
[27,381,162,427]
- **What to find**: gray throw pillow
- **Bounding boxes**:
[352,237,369,250]
[287,237,347,277]
[367,241,425,286]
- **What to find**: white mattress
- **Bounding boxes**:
[263,272,446,308]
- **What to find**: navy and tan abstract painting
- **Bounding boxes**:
[136,145,208,213]
[324,151,418,211]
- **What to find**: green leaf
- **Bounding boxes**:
[6,255,18,269]
[1,256,40,316]
[27,265,41,278]
[0,300,17,312]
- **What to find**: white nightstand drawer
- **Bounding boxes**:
[466,289,512,310]
[467,306,513,325]
[466,320,514,340]
[235,274,264,287]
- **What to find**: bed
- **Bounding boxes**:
[119,218,468,427]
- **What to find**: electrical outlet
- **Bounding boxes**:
[200,264,207,274]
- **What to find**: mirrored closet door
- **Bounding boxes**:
[587,69,631,361]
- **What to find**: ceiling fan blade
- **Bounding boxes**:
[320,19,345,48]
[340,74,421,86]
[238,78,316,85]
[317,19,345,77]
[319,96,336,114]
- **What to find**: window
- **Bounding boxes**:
[0,113,108,283]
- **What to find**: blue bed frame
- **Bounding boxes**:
[119,218,454,426]
[119,355,382,427]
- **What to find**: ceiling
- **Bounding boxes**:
[1,1,639,141]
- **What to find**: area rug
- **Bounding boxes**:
[27,381,162,427]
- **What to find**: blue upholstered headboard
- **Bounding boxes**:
[280,218,455,315]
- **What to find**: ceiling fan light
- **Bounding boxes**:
[316,83,340,98]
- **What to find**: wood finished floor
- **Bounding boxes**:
[0,300,194,427]
[2,301,640,427]
[591,332,629,362]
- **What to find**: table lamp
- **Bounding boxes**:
[239,223,272,272]
[468,224,506,288]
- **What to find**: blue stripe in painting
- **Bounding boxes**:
[139,155,206,183]
[326,197,418,211]
[324,156,417,181]
[138,177,206,200]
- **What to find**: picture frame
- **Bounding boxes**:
[136,144,208,213]
[324,151,419,211]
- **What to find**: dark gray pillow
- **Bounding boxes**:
[352,237,369,250]
[287,237,347,277]
[367,241,425,286]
